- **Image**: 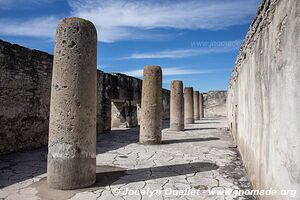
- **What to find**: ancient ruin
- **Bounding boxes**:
[139,66,163,144]
[193,91,200,120]
[47,18,97,189]
[184,87,194,124]
[199,93,204,118]
[169,80,184,131]
[0,0,299,199]
[227,0,300,197]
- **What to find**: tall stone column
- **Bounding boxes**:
[184,87,194,124]
[47,18,97,190]
[193,91,200,120]
[139,66,163,144]
[170,80,184,131]
[199,93,204,118]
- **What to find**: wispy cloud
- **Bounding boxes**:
[70,0,258,42]
[120,41,241,59]
[0,17,58,38]
[121,67,227,77]
[0,0,52,9]
[0,0,259,42]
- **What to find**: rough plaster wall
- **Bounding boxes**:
[203,91,227,117]
[0,40,52,154]
[227,0,300,199]
[0,40,171,154]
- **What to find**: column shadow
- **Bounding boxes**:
[0,147,48,189]
[97,120,170,154]
[194,122,220,124]
[93,162,219,187]
[162,137,220,144]
[183,127,217,131]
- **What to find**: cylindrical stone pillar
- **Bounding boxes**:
[139,66,163,144]
[170,80,184,131]
[47,17,97,190]
[193,91,200,121]
[184,87,194,124]
[199,93,204,118]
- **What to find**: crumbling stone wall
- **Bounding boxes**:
[0,40,170,155]
[203,91,227,117]
[0,40,52,154]
[227,0,300,199]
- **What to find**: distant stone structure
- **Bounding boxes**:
[0,40,171,155]
[184,87,194,124]
[169,80,184,131]
[203,91,227,117]
[193,91,200,120]
[199,93,204,118]
[139,66,162,144]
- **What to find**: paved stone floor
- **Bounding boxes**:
[0,117,255,200]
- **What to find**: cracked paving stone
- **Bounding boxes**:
[0,117,255,200]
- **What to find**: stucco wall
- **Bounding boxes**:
[227,0,300,199]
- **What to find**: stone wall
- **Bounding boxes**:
[203,91,227,117]
[0,40,170,155]
[0,40,52,154]
[227,0,300,199]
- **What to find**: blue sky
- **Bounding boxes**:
[0,0,260,91]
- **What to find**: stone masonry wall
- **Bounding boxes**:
[0,40,52,154]
[0,40,170,155]
[227,0,300,199]
[203,90,227,117]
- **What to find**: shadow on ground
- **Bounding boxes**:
[93,162,219,187]
[96,120,170,154]
[183,127,218,131]
[29,162,219,200]
[162,137,220,144]
[195,121,220,124]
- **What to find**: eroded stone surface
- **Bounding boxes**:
[0,118,255,199]
[184,87,194,124]
[47,17,97,189]
[139,66,163,144]
[170,80,184,131]
[193,91,199,120]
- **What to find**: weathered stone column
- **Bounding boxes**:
[193,91,200,120]
[139,66,163,144]
[184,87,194,124]
[170,80,184,131]
[47,18,97,190]
[199,93,204,118]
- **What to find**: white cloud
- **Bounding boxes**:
[121,67,224,77]
[120,41,241,59]
[0,0,52,9]
[0,0,259,42]
[69,0,259,42]
[0,16,58,38]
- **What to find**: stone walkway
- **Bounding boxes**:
[0,118,255,200]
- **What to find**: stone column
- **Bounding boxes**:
[170,80,184,131]
[193,91,200,120]
[47,17,97,190]
[139,66,163,144]
[199,93,204,118]
[184,87,194,124]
